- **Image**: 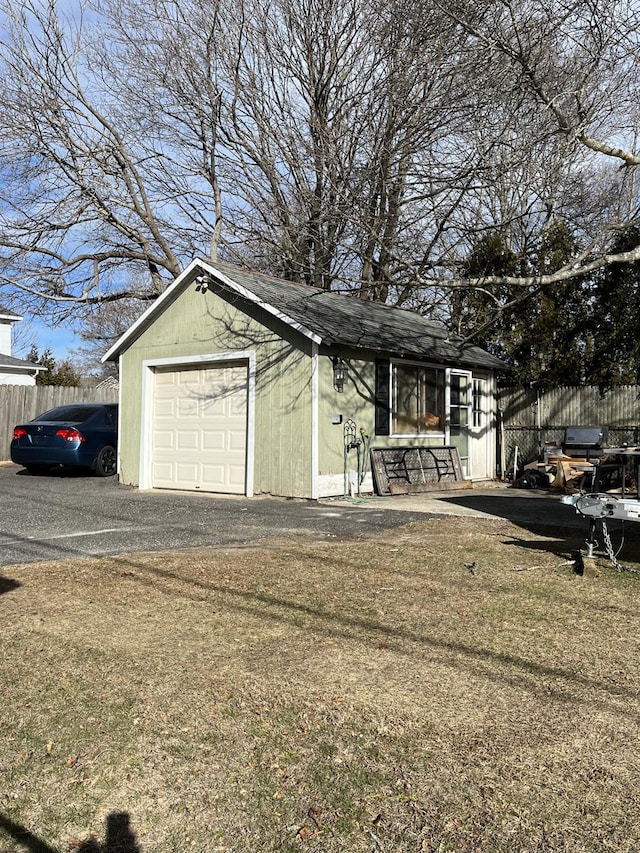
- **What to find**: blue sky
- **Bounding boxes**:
[13,316,83,362]
[36,322,82,360]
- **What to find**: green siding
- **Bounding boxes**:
[317,351,451,480]
[117,277,496,497]
[119,281,313,497]
[118,354,143,486]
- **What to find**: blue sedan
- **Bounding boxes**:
[11,403,118,476]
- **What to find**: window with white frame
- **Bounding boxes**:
[449,373,470,430]
[392,363,445,434]
[472,378,484,428]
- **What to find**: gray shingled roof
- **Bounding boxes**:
[0,353,43,371]
[105,259,508,370]
[207,262,507,370]
[0,304,21,320]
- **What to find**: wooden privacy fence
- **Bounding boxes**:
[498,385,640,473]
[5,383,640,474]
[0,385,118,462]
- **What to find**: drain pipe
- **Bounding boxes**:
[358,428,370,488]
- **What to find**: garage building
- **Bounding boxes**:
[104,259,506,498]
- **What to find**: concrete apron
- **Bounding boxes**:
[322,482,517,520]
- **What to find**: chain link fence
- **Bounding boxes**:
[500,425,640,479]
[497,386,640,479]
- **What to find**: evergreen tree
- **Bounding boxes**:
[28,347,81,386]
[453,221,591,389]
[586,223,640,388]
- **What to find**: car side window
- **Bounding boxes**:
[104,409,116,427]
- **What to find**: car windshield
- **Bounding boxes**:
[34,406,99,423]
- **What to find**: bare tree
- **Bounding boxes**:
[427,0,640,296]
[0,0,638,350]
[214,0,482,300]
[10,317,38,358]
[70,298,145,377]
[0,0,185,317]
[92,0,227,262]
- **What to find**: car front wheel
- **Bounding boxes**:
[95,445,117,477]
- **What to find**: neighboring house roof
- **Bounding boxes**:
[103,259,508,370]
[93,376,120,390]
[0,304,22,322]
[0,353,46,372]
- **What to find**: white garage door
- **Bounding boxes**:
[151,362,248,493]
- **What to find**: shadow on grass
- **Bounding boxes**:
[0,811,139,853]
[494,531,585,561]
[3,506,639,714]
[0,575,20,595]
[96,545,640,720]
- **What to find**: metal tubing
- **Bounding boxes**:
[585,518,598,558]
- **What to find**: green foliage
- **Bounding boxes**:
[453,221,591,389]
[27,346,82,386]
[464,233,520,279]
[451,234,519,355]
[585,223,640,389]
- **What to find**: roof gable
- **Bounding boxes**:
[103,259,506,370]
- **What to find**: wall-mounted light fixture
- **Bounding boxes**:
[194,274,210,294]
[332,356,349,392]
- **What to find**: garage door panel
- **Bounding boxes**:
[228,429,247,451]
[227,465,246,488]
[152,461,173,482]
[202,367,221,382]
[176,462,200,481]
[230,398,247,416]
[155,372,177,387]
[154,399,176,417]
[176,430,200,451]
[202,430,226,451]
[201,463,226,483]
[153,430,175,450]
[151,362,248,494]
[177,397,201,418]
[202,399,227,417]
[177,371,199,386]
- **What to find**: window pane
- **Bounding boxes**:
[450,374,470,430]
[472,379,483,428]
[393,365,418,433]
[418,368,444,431]
[393,364,444,434]
[450,375,461,406]
[451,374,469,406]
[451,407,468,428]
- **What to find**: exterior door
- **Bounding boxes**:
[470,376,492,480]
[151,362,248,493]
[447,370,472,477]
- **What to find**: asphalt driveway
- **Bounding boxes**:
[0,463,437,566]
[0,463,590,567]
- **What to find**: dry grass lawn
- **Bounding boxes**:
[2,514,640,852]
